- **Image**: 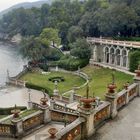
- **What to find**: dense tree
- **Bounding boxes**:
[20,36,46,61]
[70,38,91,59]
[67,26,84,43]
[40,28,61,46]
[0,0,140,51]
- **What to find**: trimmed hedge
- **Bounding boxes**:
[50,57,89,71]
[26,82,53,97]
[0,106,27,115]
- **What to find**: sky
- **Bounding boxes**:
[0,0,39,12]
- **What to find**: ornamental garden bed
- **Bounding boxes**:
[21,71,86,95]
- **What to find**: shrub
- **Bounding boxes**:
[129,51,140,72]
[25,83,53,97]
[38,64,48,71]
[0,106,27,115]
[57,58,89,71]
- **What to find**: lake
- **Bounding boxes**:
[0,42,27,85]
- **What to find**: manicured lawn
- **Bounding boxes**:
[21,71,86,94]
[77,65,133,99]
[0,115,7,119]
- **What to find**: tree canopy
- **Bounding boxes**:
[1,0,140,40]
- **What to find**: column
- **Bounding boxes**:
[134,66,140,96]
[11,119,23,137]
[105,83,118,118]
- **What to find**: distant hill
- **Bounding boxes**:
[0,0,52,18]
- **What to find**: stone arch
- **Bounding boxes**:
[122,49,127,67]
[105,47,109,63]
[110,47,115,64]
[116,49,121,66]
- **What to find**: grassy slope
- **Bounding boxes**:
[21,72,86,94]
[77,65,133,99]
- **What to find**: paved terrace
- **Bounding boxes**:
[90,97,140,140]
[87,37,140,49]
[0,86,44,107]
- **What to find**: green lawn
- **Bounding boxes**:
[21,71,86,94]
[0,115,7,119]
[76,65,133,99]
[2,109,39,124]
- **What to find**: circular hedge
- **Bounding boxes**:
[48,76,65,83]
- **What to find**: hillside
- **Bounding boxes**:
[0,0,52,18]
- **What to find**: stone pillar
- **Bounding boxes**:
[40,96,51,124]
[105,83,118,118]
[40,106,51,124]
[11,119,23,137]
[124,83,129,104]
[134,66,140,96]
[50,98,55,110]
[93,46,97,61]
[79,109,95,138]
[119,55,122,67]
[78,96,96,138]
[69,89,75,103]
[28,101,33,109]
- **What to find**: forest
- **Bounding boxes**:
[0,0,140,44]
[0,0,140,71]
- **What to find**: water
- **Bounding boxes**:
[0,42,27,85]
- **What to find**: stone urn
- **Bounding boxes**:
[48,128,58,138]
[80,98,95,109]
[40,97,48,106]
[107,84,117,94]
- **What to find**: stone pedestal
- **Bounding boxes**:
[50,98,55,110]
[53,89,59,96]
[134,66,140,96]
[69,90,74,103]
[40,106,51,124]
[11,118,23,137]
[105,94,117,118]
[28,101,33,109]
[78,109,95,138]
[134,76,140,96]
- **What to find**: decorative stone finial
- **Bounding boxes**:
[107,73,117,94]
[11,105,20,118]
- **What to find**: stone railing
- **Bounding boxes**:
[94,101,111,128]
[57,117,85,140]
[116,83,138,110]
[7,66,28,87]
[7,78,26,87]
[52,103,78,114]
[87,37,140,48]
